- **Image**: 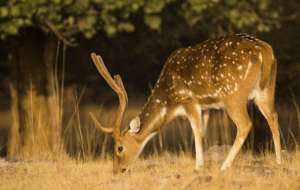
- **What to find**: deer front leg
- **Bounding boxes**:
[186,104,204,170]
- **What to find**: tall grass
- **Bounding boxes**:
[4,42,300,161]
[5,78,300,162]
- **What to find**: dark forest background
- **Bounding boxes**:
[0,0,299,159]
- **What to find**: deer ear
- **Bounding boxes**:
[129,116,141,133]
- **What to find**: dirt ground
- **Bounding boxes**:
[0,146,299,190]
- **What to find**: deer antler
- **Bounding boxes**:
[90,52,128,137]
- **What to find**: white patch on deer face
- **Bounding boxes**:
[129,116,141,133]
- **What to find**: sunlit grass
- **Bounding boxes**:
[0,149,300,190]
[1,81,300,189]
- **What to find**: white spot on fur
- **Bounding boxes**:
[234,83,238,91]
[244,61,252,79]
[259,53,263,62]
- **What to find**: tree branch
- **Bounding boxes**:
[44,20,77,47]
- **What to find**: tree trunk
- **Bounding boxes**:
[44,34,62,154]
[7,83,21,159]
[7,47,27,160]
[7,28,62,159]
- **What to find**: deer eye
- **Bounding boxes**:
[118,146,124,153]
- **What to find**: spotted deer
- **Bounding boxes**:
[89,33,281,173]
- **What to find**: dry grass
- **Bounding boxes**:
[0,147,299,190]
[1,82,299,190]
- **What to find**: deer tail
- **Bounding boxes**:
[260,45,277,89]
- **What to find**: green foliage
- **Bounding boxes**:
[181,0,280,35]
[0,0,143,39]
[0,0,282,41]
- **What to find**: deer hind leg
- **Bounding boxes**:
[221,102,252,170]
[254,89,281,164]
[186,104,204,170]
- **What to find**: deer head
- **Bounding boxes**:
[89,53,146,174]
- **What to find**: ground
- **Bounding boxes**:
[0,146,299,190]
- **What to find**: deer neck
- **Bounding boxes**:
[136,90,168,141]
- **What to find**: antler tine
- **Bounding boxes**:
[91,53,120,93]
[114,75,128,104]
[89,112,114,133]
[90,52,128,136]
